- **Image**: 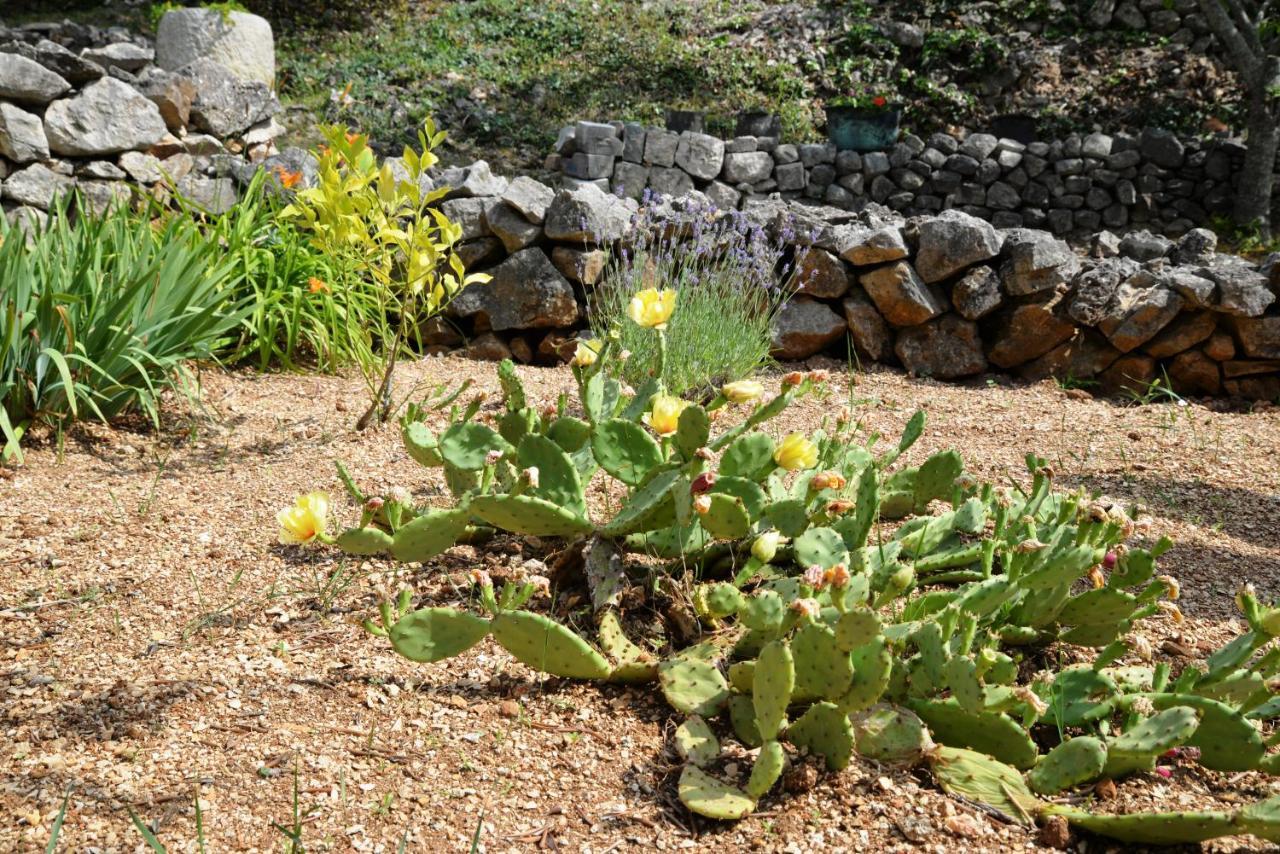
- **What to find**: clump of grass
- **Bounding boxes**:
[589,194,798,397]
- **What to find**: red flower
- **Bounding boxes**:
[872,96,887,107]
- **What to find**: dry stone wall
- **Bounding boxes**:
[549,120,1264,241]
[0,15,305,227]
[423,161,1280,400]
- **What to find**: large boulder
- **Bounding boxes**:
[449,248,579,330]
[999,228,1081,296]
[544,183,633,243]
[842,288,895,362]
[0,52,71,104]
[156,8,275,87]
[894,315,987,379]
[986,294,1077,368]
[794,246,852,299]
[769,297,847,359]
[1097,280,1184,352]
[0,102,49,163]
[2,163,74,210]
[181,58,279,138]
[1199,260,1276,317]
[913,210,1003,283]
[43,77,167,156]
[0,39,104,84]
[1068,257,1139,326]
[858,261,947,327]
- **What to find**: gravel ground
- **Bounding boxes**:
[2,356,1278,852]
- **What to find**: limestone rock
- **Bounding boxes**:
[913,210,1003,283]
[501,175,554,224]
[137,67,198,132]
[1171,228,1217,266]
[486,201,543,252]
[181,58,279,138]
[721,151,773,184]
[1097,281,1184,352]
[859,261,947,326]
[795,246,851,299]
[440,197,496,241]
[1118,229,1172,262]
[1068,257,1139,325]
[81,43,154,73]
[1098,353,1157,396]
[951,265,1002,320]
[895,315,987,379]
[0,102,48,163]
[439,160,508,199]
[156,8,275,87]
[2,162,74,209]
[999,228,1081,296]
[77,179,132,215]
[175,173,237,213]
[119,151,164,184]
[987,295,1077,368]
[1019,330,1121,382]
[1231,316,1280,359]
[0,52,70,103]
[830,223,909,266]
[1167,350,1221,396]
[450,248,579,330]
[43,77,167,156]
[1162,268,1217,309]
[1200,261,1275,317]
[842,288,895,363]
[1143,311,1216,358]
[675,132,724,181]
[769,297,847,359]
[544,183,632,243]
[464,332,513,362]
[1,39,104,84]
[551,246,609,285]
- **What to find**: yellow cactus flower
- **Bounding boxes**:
[643,393,687,437]
[571,338,602,367]
[773,432,818,471]
[627,288,677,329]
[721,380,764,404]
[277,491,331,545]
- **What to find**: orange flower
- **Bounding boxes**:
[345,131,361,145]
[308,277,330,294]
[273,165,302,189]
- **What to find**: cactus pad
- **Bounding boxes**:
[852,704,933,764]
[728,694,764,747]
[674,404,710,460]
[678,765,756,820]
[674,715,720,767]
[794,526,849,571]
[470,494,594,537]
[389,607,491,663]
[739,590,786,633]
[834,608,881,652]
[943,656,984,715]
[764,499,809,537]
[439,422,512,470]
[491,611,612,679]
[839,635,892,714]
[600,469,681,536]
[710,477,768,521]
[786,701,854,771]
[547,415,591,453]
[720,432,776,480]
[754,640,795,741]
[389,508,470,562]
[660,648,731,716]
[746,740,786,799]
[334,526,394,556]
[517,433,587,517]
[597,610,657,683]
[1104,706,1199,777]
[791,621,854,701]
[1150,693,1266,771]
[592,419,663,485]
[1049,806,1241,845]
[1028,737,1107,794]
[700,493,752,541]
[929,746,1036,825]
[402,421,442,467]
[912,699,1039,769]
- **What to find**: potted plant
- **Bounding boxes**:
[824,86,901,152]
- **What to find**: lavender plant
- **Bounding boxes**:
[588,193,800,397]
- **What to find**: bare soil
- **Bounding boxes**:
[2,356,1278,852]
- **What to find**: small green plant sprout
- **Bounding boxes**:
[272,288,1280,845]
[281,118,489,430]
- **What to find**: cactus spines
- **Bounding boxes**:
[700,493,752,541]
[852,704,933,764]
[592,419,663,486]
[334,526,394,555]
[839,635,892,714]
[912,699,1040,769]
[517,433,587,517]
[597,610,657,683]
[746,740,786,799]
[791,621,854,701]
[753,640,795,741]
[1027,737,1108,794]
[786,701,855,771]
[928,746,1036,826]
[912,449,963,512]
[719,432,777,480]
[491,611,612,680]
[709,476,768,521]
[389,508,470,562]
[834,464,879,551]
[728,694,764,747]
[659,646,731,716]
[944,656,984,715]
[678,765,755,820]
[1103,705,1199,778]
[834,608,881,652]
[739,590,786,634]
[388,607,491,663]
[793,526,849,571]
[674,715,720,767]
[1148,693,1266,771]
[674,404,710,460]
[764,498,809,537]
[469,494,593,537]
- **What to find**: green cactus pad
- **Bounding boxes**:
[791,621,854,701]
[728,660,755,693]
[754,640,795,741]
[674,404,710,460]
[834,608,881,652]
[878,489,915,520]
[1057,588,1139,627]
[703,583,744,618]
[794,526,849,571]
[852,704,932,764]
[518,433,587,517]
[728,694,764,747]
[1044,666,1118,727]
[908,621,948,696]
[334,526,394,556]
[834,465,879,551]
[1028,737,1107,794]
[592,419,663,486]
[439,422,512,471]
[1104,706,1199,777]
[597,610,657,683]
[951,496,986,534]
[956,577,1017,617]
[660,648,731,716]
[626,523,712,558]
[469,494,593,537]
[839,636,892,714]
[912,450,963,511]
[944,656,984,715]
[547,416,591,453]
[1149,693,1266,771]
[720,432,777,480]
[912,699,1039,769]
[746,740,787,800]
[710,477,768,521]
[600,469,681,536]
[402,421,442,467]
[786,701,854,771]
[389,508,470,562]
[700,493,752,541]
[764,499,809,537]
[491,611,611,679]
[1021,544,1103,591]
[678,765,756,820]
[1049,806,1242,845]
[389,607,492,663]
[739,590,786,633]
[674,715,720,767]
[442,460,479,497]
[929,746,1036,825]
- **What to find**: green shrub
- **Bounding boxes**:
[588,198,795,397]
[0,200,247,461]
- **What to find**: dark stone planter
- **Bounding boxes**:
[826,105,901,152]
[665,110,705,133]
[736,111,781,138]
[990,114,1037,145]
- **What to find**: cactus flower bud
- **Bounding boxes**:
[277,491,331,545]
[485,449,504,466]
[1035,465,1054,479]
[1015,538,1048,553]
[888,565,914,592]
[691,472,717,494]
[389,486,413,505]
[1158,602,1184,624]
[571,338,602,367]
[825,563,851,588]
[1012,685,1049,717]
[807,369,830,383]
[835,407,852,427]
[1128,633,1153,661]
[541,404,558,420]
[1153,766,1172,779]
[471,568,493,587]
[721,380,764,404]
[781,371,805,387]
[954,473,979,491]
[811,470,846,491]
[803,564,826,588]
[522,466,540,488]
[364,496,385,512]
[1237,583,1259,613]
[789,597,821,619]
[1103,550,1118,570]
[1260,608,1280,637]
[826,500,855,516]
[695,447,714,461]
[752,531,781,563]
[692,495,712,515]
[1087,566,1105,589]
